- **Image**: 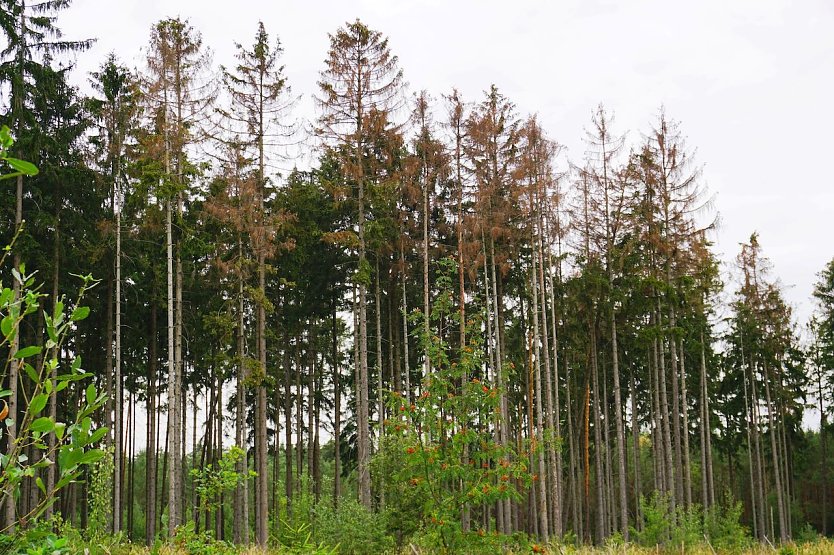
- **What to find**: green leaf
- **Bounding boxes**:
[32,417,54,433]
[36,477,46,495]
[79,449,104,466]
[23,363,38,383]
[13,345,41,359]
[0,125,12,147]
[30,393,48,415]
[55,473,76,491]
[52,299,64,321]
[70,306,90,321]
[88,427,108,445]
[1,315,12,338]
[54,422,65,440]
[6,157,38,176]
[85,384,96,405]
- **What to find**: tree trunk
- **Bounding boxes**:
[284,333,294,518]
[679,340,692,509]
[5,173,23,532]
[699,334,709,509]
[401,255,411,403]
[656,307,676,512]
[114,178,123,533]
[630,372,642,529]
[233,242,248,543]
[530,232,549,541]
[591,324,606,542]
[566,356,582,539]
[763,364,787,542]
[332,307,341,506]
[165,193,182,535]
[146,301,157,544]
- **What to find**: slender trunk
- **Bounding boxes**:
[699,335,709,509]
[165,193,181,534]
[819,364,828,535]
[127,391,135,538]
[630,372,642,529]
[566,356,581,539]
[314,352,322,503]
[763,364,787,542]
[583,375,591,543]
[106,278,114,455]
[5,174,23,531]
[401,252,411,403]
[422,151,431,379]
[481,235,498,532]
[590,324,606,542]
[114,152,123,533]
[490,239,511,533]
[375,262,385,505]
[333,306,341,506]
[255,69,270,546]
[538,212,560,537]
[216,376,224,540]
[530,230,549,541]
[295,342,303,497]
[146,302,157,543]
[609,306,628,537]
[602,361,615,533]
[233,237,248,544]
[741,347,759,539]
[44,190,61,521]
[284,333,293,517]
[273,355,280,517]
[704,349,715,508]
[455,117,470,533]
[668,329,684,505]
[750,359,767,541]
[656,306,676,512]
[307,342,316,491]
[679,340,692,509]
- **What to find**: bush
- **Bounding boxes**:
[379,258,533,552]
[633,492,751,552]
[704,497,751,551]
[168,522,237,555]
[311,498,395,554]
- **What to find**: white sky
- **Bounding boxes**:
[56,0,833,444]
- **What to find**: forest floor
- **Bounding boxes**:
[86,538,834,555]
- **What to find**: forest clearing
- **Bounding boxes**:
[1,0,833,553]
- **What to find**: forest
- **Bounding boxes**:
[1,2,833,554]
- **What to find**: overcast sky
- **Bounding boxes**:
[56,1,833,443]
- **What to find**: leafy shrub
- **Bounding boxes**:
[704,497,751,551]
[380,258,532,552]
[88,447,115,541]
[633,492,674,546]
[410,527,535,555]
[792,522,820,544]
[634,492,751,551]
[272,517,337,554]
[311,498,394,554]
[168,522,237,555]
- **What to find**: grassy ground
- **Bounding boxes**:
[86,538,834,554]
